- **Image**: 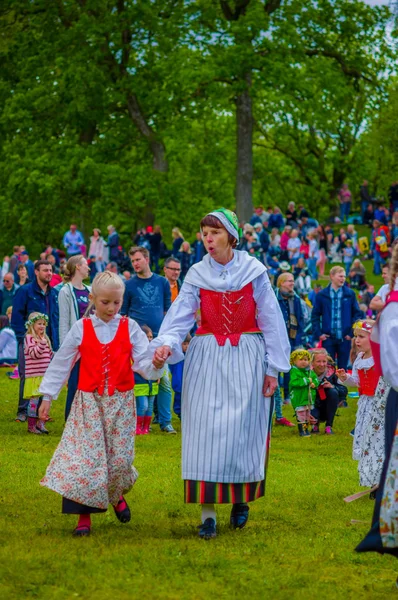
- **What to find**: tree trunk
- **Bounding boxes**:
[127,94,168,173]
[235,74,253,222]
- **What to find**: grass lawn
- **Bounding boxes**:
[0,370,396,600]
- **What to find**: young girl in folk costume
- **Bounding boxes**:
[356,241,398,560]
[134,325,159,435]
[24,313,53,435]
[289,349,319,438]
[38,272,166,537]
[151,208,291,539]
[337,320,390,491]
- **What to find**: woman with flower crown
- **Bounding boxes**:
[151,208,291,539]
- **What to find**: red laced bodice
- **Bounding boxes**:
[358,365,378,397]
[195,282,261,346]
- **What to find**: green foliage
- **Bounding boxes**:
[0,1,396,254]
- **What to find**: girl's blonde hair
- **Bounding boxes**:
[64,255,85,283]
[390,240,398,292]
[25,312,52,349]
[84,271,125,317]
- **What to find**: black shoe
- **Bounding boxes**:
[230,503,249,530]
[72,526,91,537]
[198,518,216,540]
[113,497,131,523]
[369,490,377,500]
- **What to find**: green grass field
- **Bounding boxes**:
[0,370,396,600]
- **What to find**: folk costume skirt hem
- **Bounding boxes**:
[184,479,265,504]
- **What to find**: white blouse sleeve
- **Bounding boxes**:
[380,304,398,391]
[39,321,82,399]
[129,319,165,380]
[149,282,200,364]
[252,272,291,377]
[340,355,359,388]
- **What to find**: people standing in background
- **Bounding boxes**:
[338,183,352,223]
[148,225,163,274]
[63,224,85,258]
[342,239,355,276]
[371,219,390,276]
[11,260,59,422]
[121,246,175,434]
[178,242,193,281]
[163,257,182,303]
[369,263,390,313]
[307,231,319,280]
[58,255,91,420]
[171,228,184,256]
[316,225,328,278]
[287,229,301,266]
[191,232,206,264]
[360,180,373,223]
[15,264,29,286]
[285,202,298,227]
[88,229,107,281]
[268,207,285,231]
[134,325,159,435]
[107,225,120,264]
[9,247,20,276]
[19,251,35,281]
[0,273,19,315]
[0,313,17,364]
[169,334,191,420]
[311,266,361,370]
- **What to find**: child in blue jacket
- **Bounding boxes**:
[170,334,191,419]
[134,325,159,434]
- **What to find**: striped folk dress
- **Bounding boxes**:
[153,250,291,505]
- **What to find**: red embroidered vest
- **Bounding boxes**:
[195,282,261,346]
[357,365,378,396]
[370,290,398,379]
[78,317,135,396]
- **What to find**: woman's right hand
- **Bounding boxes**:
[38,400,51,420]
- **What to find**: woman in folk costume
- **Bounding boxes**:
[356,241,398,562]
[38,272,166,537]
[152,208,291,539]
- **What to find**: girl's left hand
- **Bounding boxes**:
[153,345,171,369]
[262,375,277,397]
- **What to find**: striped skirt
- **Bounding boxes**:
[181,333,273,504]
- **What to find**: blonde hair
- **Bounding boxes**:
[390,241,398,292]
[85,271,125,317]
[172,227,184,240]
[6,306,12,320]
[25,312,52,350]
[64,255,85,283]
[330,266,345,277]
[277,272,293,288]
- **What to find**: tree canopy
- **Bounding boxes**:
[0,0,396,255]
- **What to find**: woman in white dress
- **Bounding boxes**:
[152,208,290,539]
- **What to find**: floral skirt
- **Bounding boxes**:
[41,388,137,510]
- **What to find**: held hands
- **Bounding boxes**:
[38,400,51,420]
[310,382,316,389]
[262,375,277,398]
[152,345,171,369]
[336,369,348,382]
[319,334,329,342]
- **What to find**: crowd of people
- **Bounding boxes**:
[0,200,397,562]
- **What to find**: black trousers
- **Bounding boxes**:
[356,387,398,557]
[311,388,339,428]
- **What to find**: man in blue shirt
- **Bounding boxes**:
[12,260,59,421]
[121,246,175,433]
[63,223,85,257]
[311,266,361,369]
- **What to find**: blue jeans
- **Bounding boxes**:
[307,257,318,280]
[157,366,172,428]
[344,261,353,276]
[136,395,155,417]
[173,391,181,418]
[340,202,351,222]
[322,337,351,370]
[373,251,386,276]
[274,386,283,420]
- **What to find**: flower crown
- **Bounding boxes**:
[290,349,311,365]
[353,320,373,333]
[25,313,49,330]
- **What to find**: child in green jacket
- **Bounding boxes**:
[289,349,319,437]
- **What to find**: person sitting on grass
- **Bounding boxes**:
[310,348,347,435]
[289,349,319,438]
